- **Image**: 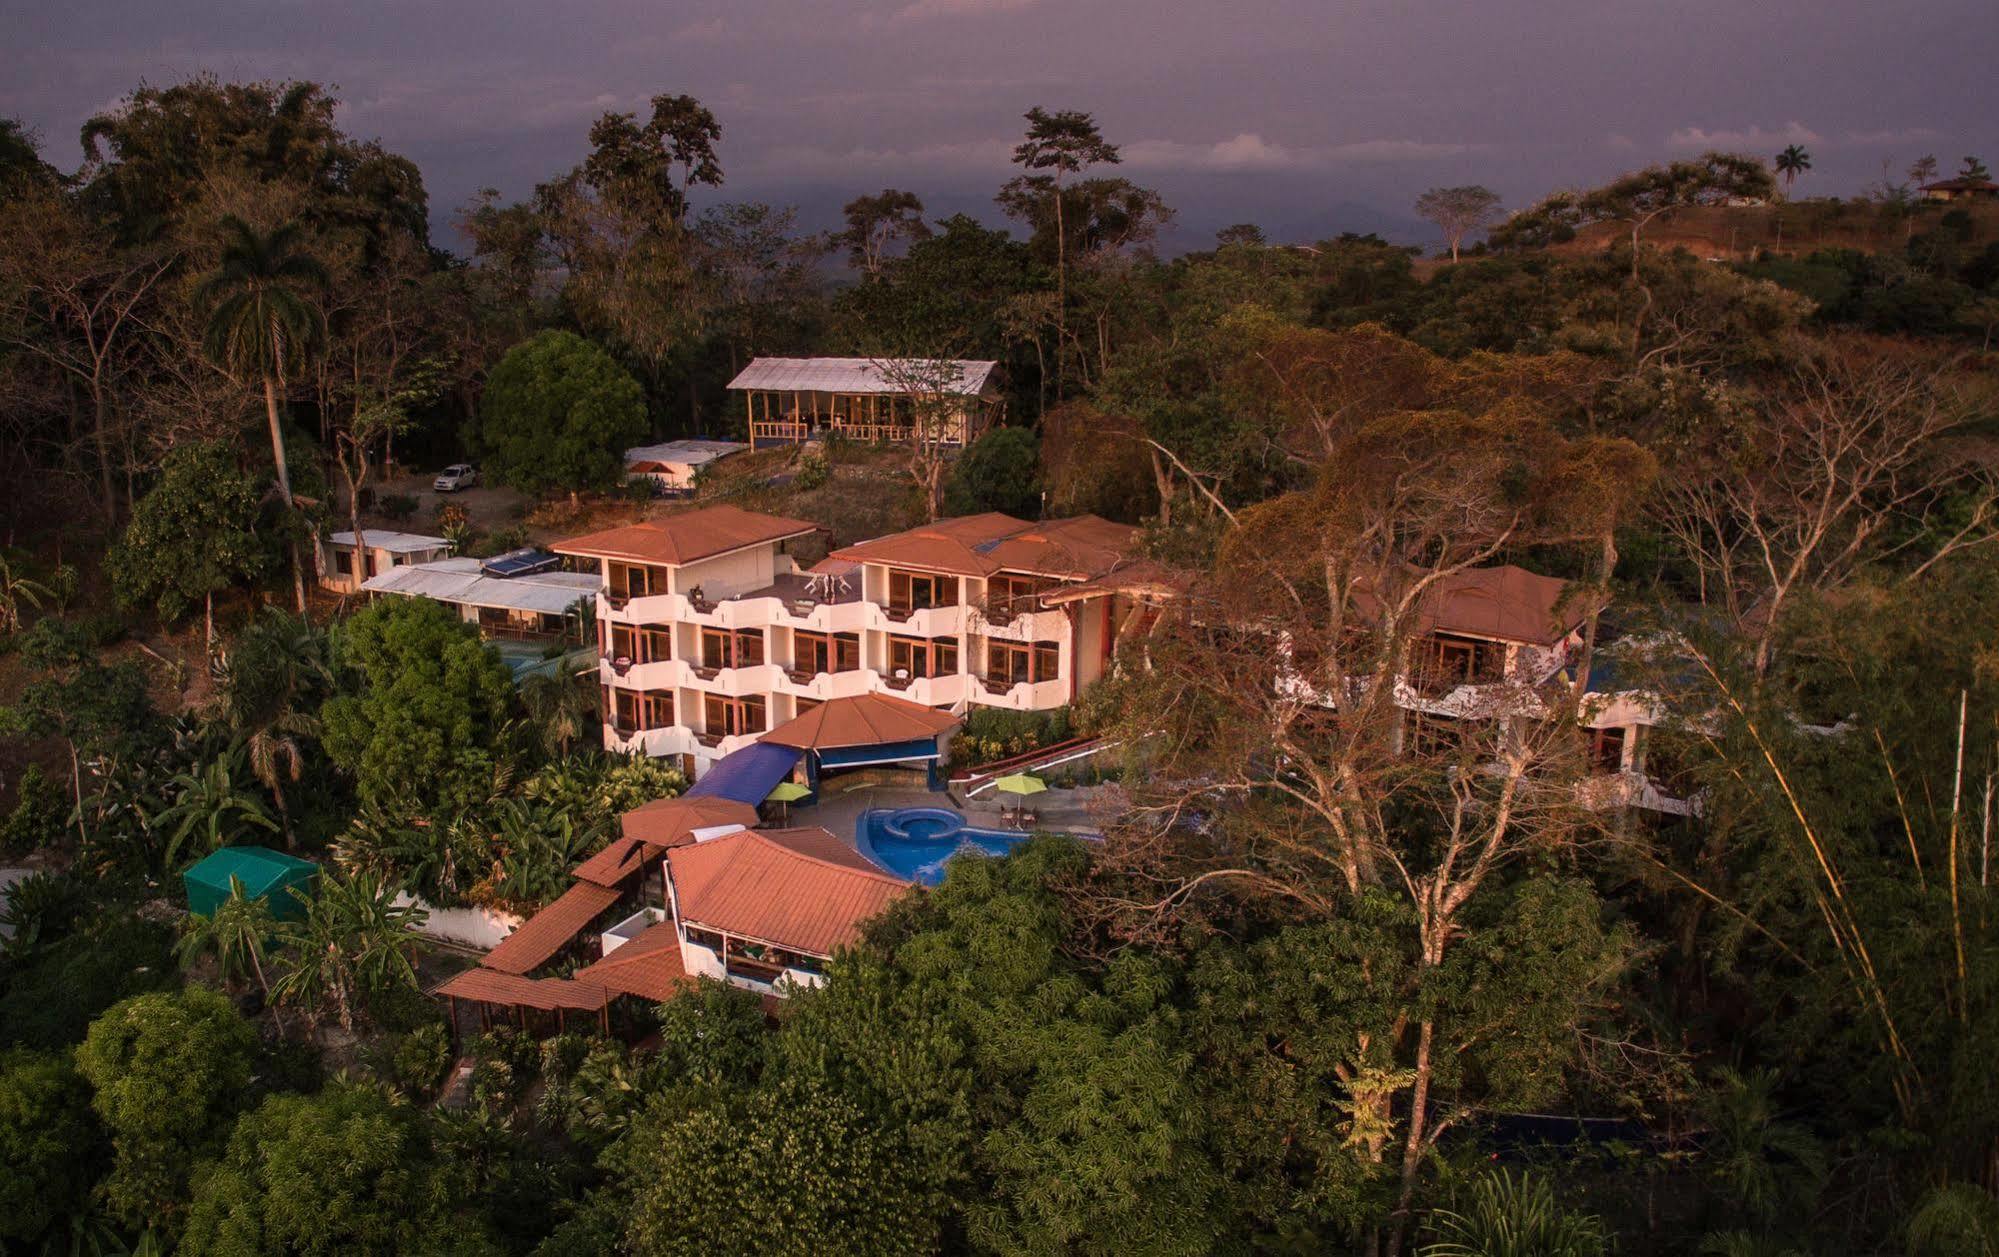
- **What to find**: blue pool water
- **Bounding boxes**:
[857,807,1028,886]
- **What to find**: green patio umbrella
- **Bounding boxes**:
[993,773,1047,796]
[765,779,812,822]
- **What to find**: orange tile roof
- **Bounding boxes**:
[551,505,819,568]
[829,513,1139,582]
[436,966,610,1012]
[480,881,621,975]
[619,797,760,847]
[573,922,690,1002]
[762,691,961,751]
[667,827,912,956]
[1373,565,1582,646]
[571,836,656,888]
[1039,558,1190,607]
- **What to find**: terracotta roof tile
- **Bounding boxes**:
[480,881,621,975]
[1417,565,1581,645]
[762,691,960,751]
[436,967,610,1012]
[572,836,656,888]
[829,513,1138,583]
[619,797,760,846]
[573,922,690,1002]
[667,828,912,956]
[551,505,819,568]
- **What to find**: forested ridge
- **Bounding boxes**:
[3,78,1999,1256]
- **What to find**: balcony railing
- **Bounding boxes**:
[1409,661,1505,697]
[694,732,724,749]
[725,956,786,985]
[979,673,1022,696]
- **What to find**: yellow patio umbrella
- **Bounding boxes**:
[765,780,812,822]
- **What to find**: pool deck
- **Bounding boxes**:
[786,783,1114,865]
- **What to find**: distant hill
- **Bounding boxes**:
[1552,200,1999,263]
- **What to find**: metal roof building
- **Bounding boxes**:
[361,557,599,617]
[726,357,999,396]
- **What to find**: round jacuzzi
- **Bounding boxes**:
[877,807,967,844]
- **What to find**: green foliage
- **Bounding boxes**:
[0,1049,105,1244]
[1420,1169,1609,1257]
[387,1021,454,1102]
[0,762,68,855]
[376,490,419,521]
[74,988,258,1228]
[180,1085,498,1257]
[621,1078,933,1257]
[0,902,179,1050]
[109,441,273,631]
[271,870,427,1031]
[0,618,160,773]
[148,744,280,869]
[952,705,1073,766]
[943,424,1041,518]
[321,596,517,812]
[479,330,648,495]
[1905,1183,1999,1257]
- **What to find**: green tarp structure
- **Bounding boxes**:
[183,847,319,921]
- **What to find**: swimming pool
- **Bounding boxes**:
[857,807,1028,886]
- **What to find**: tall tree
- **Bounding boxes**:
[109,440,272,651]
[1413,185,1503,262]
[583,92,723,231]
[1002,107,1121,397]
[197,216,327,611]
[1962,155,1991,180]
[478,329,647,499]
[1774,144,1812,196]
[840,188,931,277]
[0,190,173,523]
[1909,154,1940,187]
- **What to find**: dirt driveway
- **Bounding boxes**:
[363,470,536,539]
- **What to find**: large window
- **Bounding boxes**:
[608,688,673,734]
[987,640,1060,686]
[888,569,959,613]
[989,574,1046,617]
[889,635,960,679]
[794,631,860,675]
[700,628,766,670]
[607,562,658,603]
[1415,633,1504,692]
[702,694,768,737]
[610,624,672,664]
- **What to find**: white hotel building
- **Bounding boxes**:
[552,505,1168,777]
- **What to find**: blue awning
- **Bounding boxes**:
[814,737,943,769]
[685,741,804,805]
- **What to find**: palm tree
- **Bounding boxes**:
[1700,1067,1826,1224]
[519,669,599,758]
[1421,1169,1609,1257]
[273,870,426,1032]
[213,608,335,845]
[1774,145,1812,197]
[197,216,328,612]
[1906,1184,1999,1255]
[175,876,280,1004]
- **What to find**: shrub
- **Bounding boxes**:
[1,765,70,855]
[952,706,1072,768]
[390,1021,455,1101]
[377,491,419,522]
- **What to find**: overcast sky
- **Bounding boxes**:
[3,0,1993,251]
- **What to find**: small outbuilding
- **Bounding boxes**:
[624,439,749,494]
[183,846,319,921]
[317,530,453,593]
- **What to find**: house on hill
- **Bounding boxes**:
[315,530,452,594]
[1920,177,1998,203]
[727,356,1001,450]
